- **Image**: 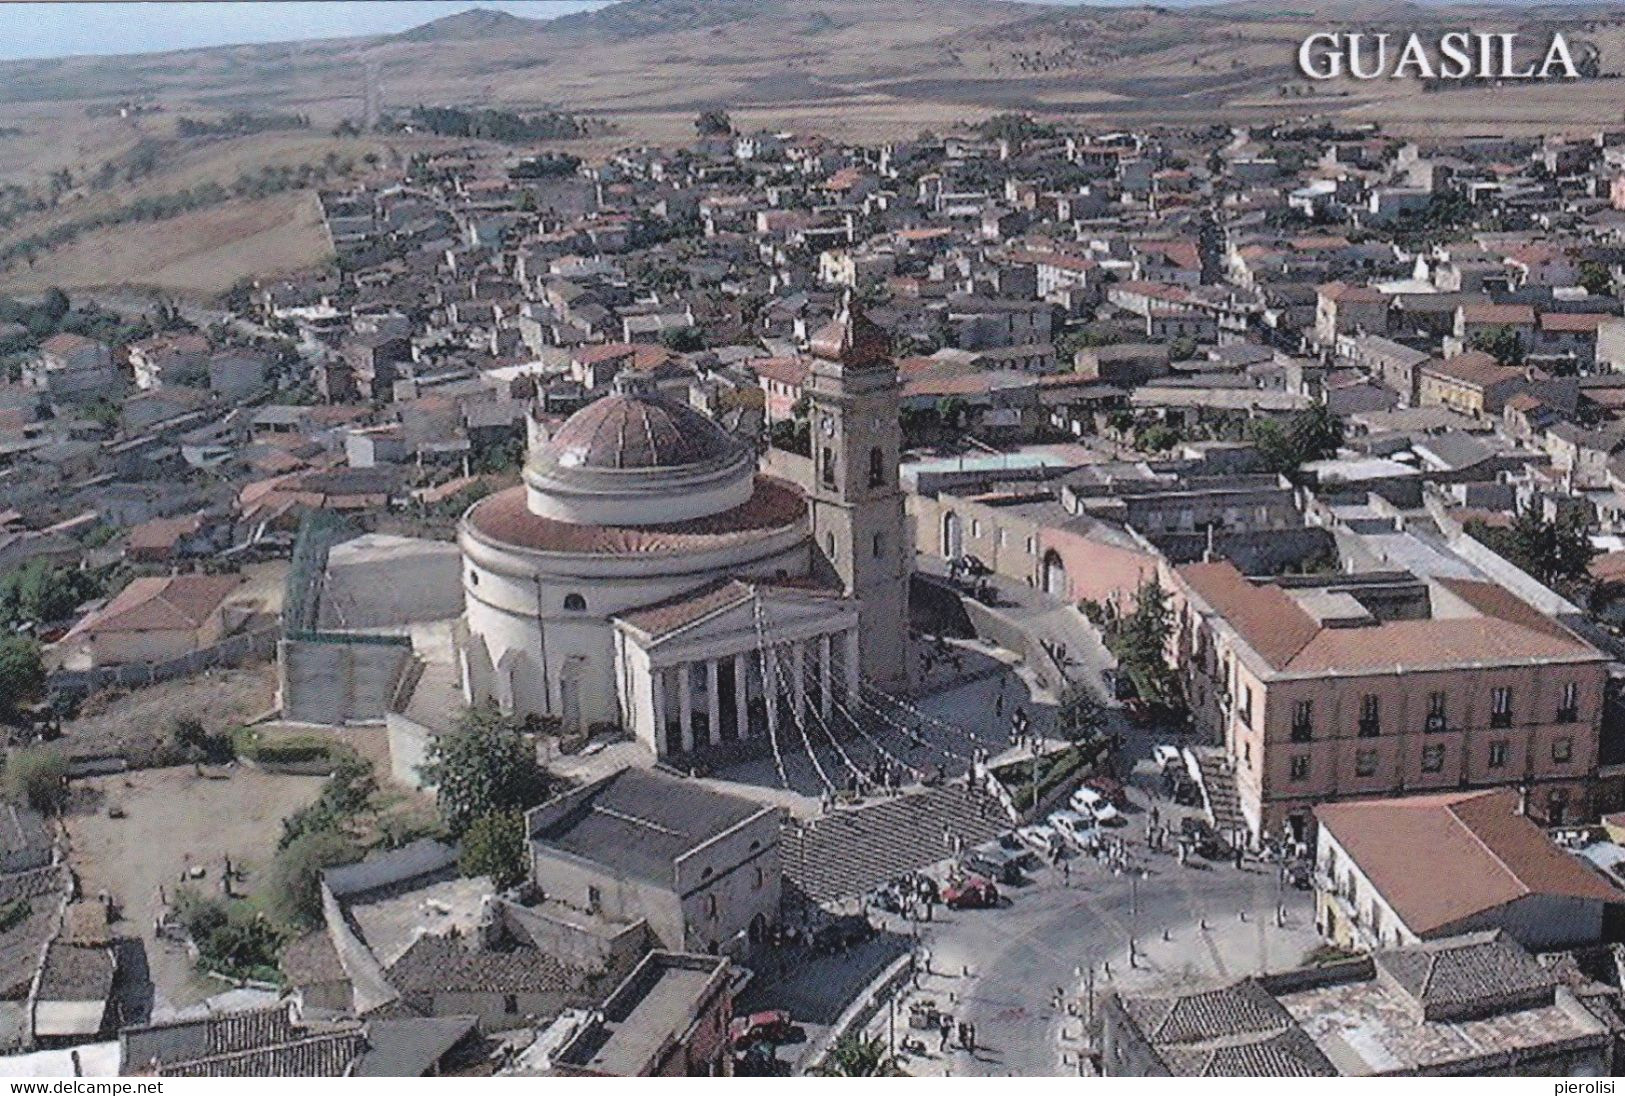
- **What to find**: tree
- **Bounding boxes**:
[813,1035,905,1077]
[1105,575,1180,707]
[695,109,733,137]
[659,326,704,352]
[1580,261,1613,298]
[1054,681,1106,743]
[1136,423,1183,453]
[1470,326,1527,367]
[39,287,69,325]
[1468,505,1595,590]
[419,706,553,839]
[0,559,101,628]
[3,745,67,813]
[459,810,529,890]
[0,636,44,714]
[267,829,360,927]
[1168,336,1197,362]
[1247,403,1343,478]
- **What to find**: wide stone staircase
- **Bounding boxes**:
[780,780,1012,906]
[1193,749,1247,837]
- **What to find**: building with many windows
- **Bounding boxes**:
[1167,560,1611,843]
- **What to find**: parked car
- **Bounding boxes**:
[1015,823,1063,859]
[943,875,1000,909]
[730,1009,796,1049]
[1069,786,1124,826]
[1048,809,1102,851]
[1084,775,1128,809]
[962,843,1024,885]
[813,915,875,952]
[1284,860,1314,890]
[1152,744,1184,770]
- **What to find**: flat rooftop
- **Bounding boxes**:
[1277,977,1605,1076]
[557,954,725,1076]
[347,875,494,968]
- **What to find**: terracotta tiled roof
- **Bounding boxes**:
[464,477,806,556]
[1422,350,1524,389]
[1458,302,1536,326]
[1178,562,1596,674]
[1178,561,1319,669]
[68,574,242,638]
[1315,789,1622,936]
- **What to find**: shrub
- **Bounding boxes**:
[2,746,68,813]
[267,829,361,928]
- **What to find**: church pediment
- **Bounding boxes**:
[613,579,858,658]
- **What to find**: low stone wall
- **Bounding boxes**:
[803,951,915,1073]
[49,627,278,696]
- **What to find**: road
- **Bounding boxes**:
[855,757,1320,1077]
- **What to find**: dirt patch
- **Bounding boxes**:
[0,191,332,297]
[63,765,326,1011]
[59,663,277,767]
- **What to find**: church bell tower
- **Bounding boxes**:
[806,296,911,692]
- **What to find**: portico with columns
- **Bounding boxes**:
[612,580,861,759]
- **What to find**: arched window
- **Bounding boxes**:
[563,592,586,611]
[821,447,837,487]
[868,446,885,488]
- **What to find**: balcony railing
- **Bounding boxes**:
[1557,707,1579,724]
[1424,713,1447,733]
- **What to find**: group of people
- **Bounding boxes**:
[936,1013,977,1054]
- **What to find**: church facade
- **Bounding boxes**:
[456,304,911,760]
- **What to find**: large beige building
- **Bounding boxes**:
[1168,560,1610,843]
[457,303,909,759]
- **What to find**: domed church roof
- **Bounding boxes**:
[542,372,746,472]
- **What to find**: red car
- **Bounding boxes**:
[1084,776,1128,809]
[730,1009,795,1049]
[943,875,1000,909]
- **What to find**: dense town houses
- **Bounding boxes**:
[17,95,1625,1079]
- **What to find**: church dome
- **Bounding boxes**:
[544,373,746,472]
[523,372,757,527]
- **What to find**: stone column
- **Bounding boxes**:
[651,666,668,757]
[678,661,695,754]
[844,628,861,699]
[734,652,750,740]
[707,658,722,747]
[819,633,834,722]
[762,649,779,743]
[792,641,807,729]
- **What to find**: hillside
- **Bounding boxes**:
[1,0,1623,298]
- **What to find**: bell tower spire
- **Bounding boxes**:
[805,295,911,691]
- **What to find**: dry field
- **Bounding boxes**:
[0,189,332,296]
[57,662,279,766]
[1,0,1624,295]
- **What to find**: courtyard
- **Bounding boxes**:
[62,764,326,1014]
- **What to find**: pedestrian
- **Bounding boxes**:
[957,1020,970,1049]
[1150,805,1160,828]
[938,1014,953,1052]
[966,1022,977,1052]
[1063,860,1071,887]
[995,692,1004,718]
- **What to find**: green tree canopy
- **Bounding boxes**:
[267,829,361,928]
[0,636,45,715]
[2,745,67,813]
[459,810,529,890]
[419,706,554,839]
[1467,505,1595,590]
[1054,681,1107,743]
[813,1035,905,1077]
[695,109,733,137]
